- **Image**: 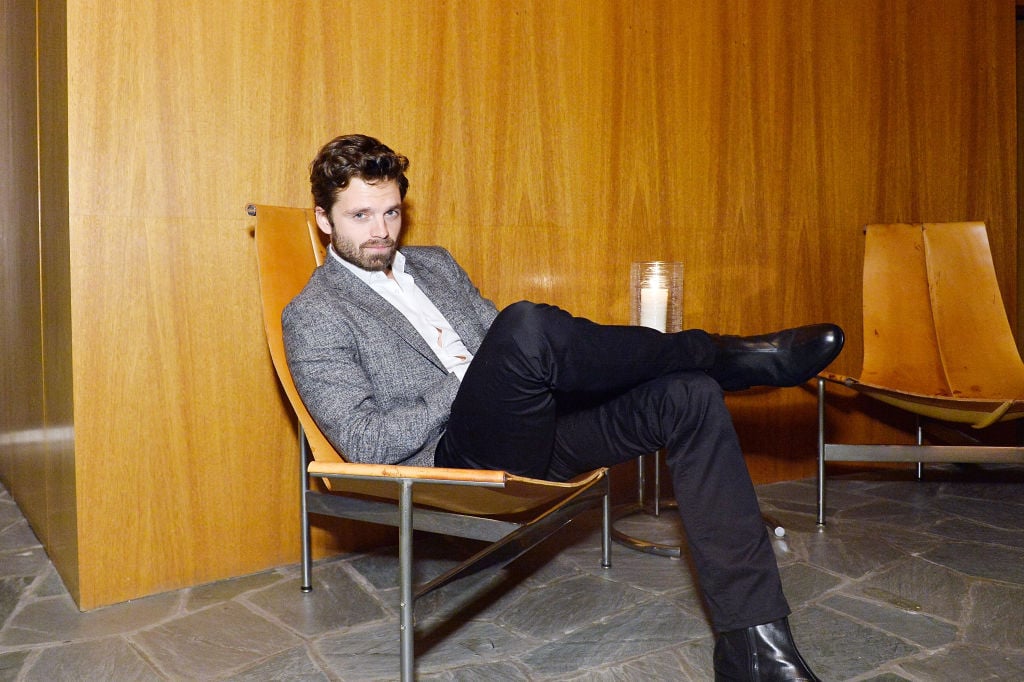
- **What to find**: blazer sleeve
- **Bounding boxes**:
[282,273,462,466]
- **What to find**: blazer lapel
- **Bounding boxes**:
[322,258,445,370]
[405,256,485,351]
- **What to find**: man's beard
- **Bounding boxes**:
[332,233,397,272]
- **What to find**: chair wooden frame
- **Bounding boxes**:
[250,204,611,680]
[817,222,1024,525]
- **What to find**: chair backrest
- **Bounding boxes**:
[252,204,610,515]
[253,204,342,463]
[861,222,1024,399]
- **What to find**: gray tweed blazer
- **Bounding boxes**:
[282,247,499,466]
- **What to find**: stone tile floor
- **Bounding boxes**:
[0,464,1023,680]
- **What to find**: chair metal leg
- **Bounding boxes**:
[601,476,612,569]
[915,418,924,480]
[299,429,313,592]
[398,480,415,682]
[817,378,827,526]
[652,450,662,516]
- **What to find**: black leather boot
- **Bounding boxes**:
[713,618,821,681]
[708,323,844,391]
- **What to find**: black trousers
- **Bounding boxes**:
[434,301,790,632]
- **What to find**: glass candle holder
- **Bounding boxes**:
[630,261,683,333]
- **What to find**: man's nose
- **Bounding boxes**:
[369,216,389,238]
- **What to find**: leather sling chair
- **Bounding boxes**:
[250,204,611,681]
[816,222,1024,525]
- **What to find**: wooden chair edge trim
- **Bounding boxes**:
[308,461,608,488]
[821,372,1023,406]
[308,461,507,484]
[252,203,347,465]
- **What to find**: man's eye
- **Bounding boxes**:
[386,209,401,218]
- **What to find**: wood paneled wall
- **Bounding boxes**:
[1,0,1016,608]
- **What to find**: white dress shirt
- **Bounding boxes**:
[332,247,474,381]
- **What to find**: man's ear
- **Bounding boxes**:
[314,207,333,236]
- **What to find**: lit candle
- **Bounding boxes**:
[639,286,669,332]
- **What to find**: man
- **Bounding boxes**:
[283,134,842,681]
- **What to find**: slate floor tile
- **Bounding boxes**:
[929,516,1024,549]
[963,581,1024,650]
[315,619,535,680]
[800,522,911,578]
[792,605,919,680]
[222,646,330,681]
[921,541,1024,585]
[495,573,656,641]
[21,637,163,681]
[244,563,388,636]
[0,591,180,646]
[0,651,31,682]
[419,659,532,681]
[821,593,958,649]
[779,561,844,607]
[518,598,709,677]
[854,555,972,622]
[131,602,303,679]
[896,643,1024,680]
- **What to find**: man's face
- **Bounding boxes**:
[315,178,403,272]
